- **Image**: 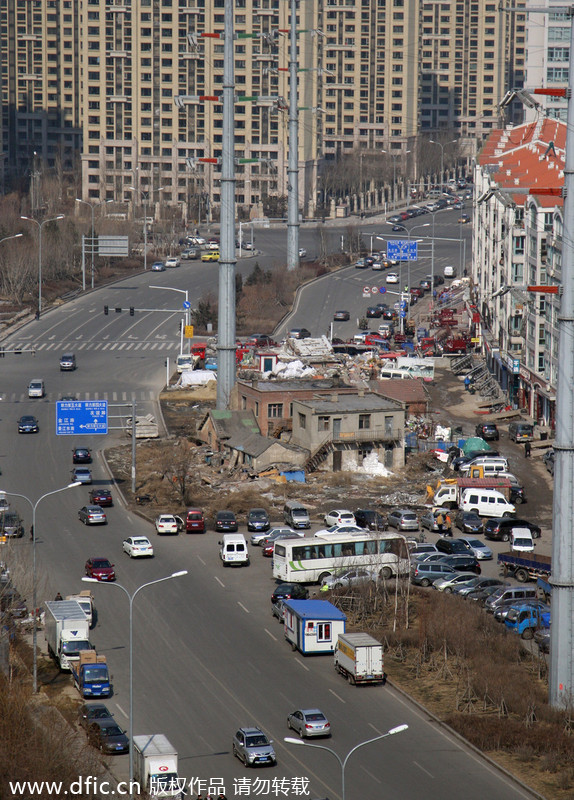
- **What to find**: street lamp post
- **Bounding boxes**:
[382,150,410,211]
[0,482,81,693]
[128,187,167,271]
[83,571,188,800]
[20,215,65,317]
[429,139,456,189]
[0,233,23,247]
[76,199,112,289]
[150,285,191,352]
[285,724,408,800]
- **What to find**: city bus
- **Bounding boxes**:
[272,532,410,584]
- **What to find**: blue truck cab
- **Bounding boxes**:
[504,603,550,639]
[71,650,112,698]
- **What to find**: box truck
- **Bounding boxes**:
[333,632,385,685]
[44,600,91,670]
[133,734,184,798]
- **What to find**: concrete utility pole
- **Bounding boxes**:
[216,0,237,409]
[286,0,300,270]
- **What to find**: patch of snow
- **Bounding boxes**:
[351,451,393,477]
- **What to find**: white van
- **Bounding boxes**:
[459,456,508,477]
[443,265,456,278]
[460,488,516,518]
[510,528,535,553]
[219,533,249,567]
[176,353,194,373]
[283,501,311,530]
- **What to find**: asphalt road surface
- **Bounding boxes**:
[0,223,541,800]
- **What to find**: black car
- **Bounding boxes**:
[435,537,472,556]
[72,447,92,464]
[450,449,500,471]
[271,583,309,604]
[366,307,382,318]
[420,279,431,290]
[17,415,39,434]
[438,554,481,575]
[454,511,483,534]
[247,508,270,532]
[475,422,500,441]
[246,334,276,347]
[78,703,114,732]
[483,518,541,542]
[354,508,387,531]
[214,510,238,532]
[87,719,129,754]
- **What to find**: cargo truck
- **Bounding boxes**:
[428,477,514,509]
[504,603,551,639]
[65,590,94,627]
[498,551,552,583]
[333,632,385,685]
[71,650,112,698]
[44,600,92,671]
[133,734,184,799]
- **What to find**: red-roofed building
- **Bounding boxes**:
[472,118,564,428]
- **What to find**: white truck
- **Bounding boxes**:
[65,591,94,627]
[133,734,183,799]
[333,632,385,685]
[44,600,92,671]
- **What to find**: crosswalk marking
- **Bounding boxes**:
[0,389,157,404]
[5,338,181,354]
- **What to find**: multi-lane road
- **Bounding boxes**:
[0,216,540,799]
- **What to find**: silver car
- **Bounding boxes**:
[251,526,296,546]
[457,536,493,560]
[287,708,331,738]
[321,568,377,590]
[387,509,419,532]
[232,727,276,767]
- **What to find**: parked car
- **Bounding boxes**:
[247,508,270,532]
[420,508,448,532]
[287,708,331,738]
[454,510,483,534]
[214,510,238,532]
[232,727,276,767]
[246,334,277,348]
[435,537,473,556]
[324,509,356,527]
[321,568,377,590]
[410,543,439,558]
[432,572,478,592]
[0,588,27,618]
[314,524,365,538]
[17,415,39,434]
[87,719,129,754]
[78,505,107,525]
[1,511,24,538]
[71,467,92,484]
[186,508,205,534]
[85,557,115,581]
[78,703,114,732]
[288,327,311,339]
[271,583,309,604]
[59,353,76,371]
[410,561,456,587]
[155,514,183,535]
[534,628,550,654]
[465,584,509,604]
[89,489,113,507]
[122,536,154,558]
[251,526,299,546]
[262,533,301,557]
[475,422,499,441]
[165,256,180,268]
[387,509,419,531]
[438,554,481,574]
[298,248,307,258]
[543,449,555,476]
[454,577,507,598]
[457,536,493,560]
[483,518,541,542]
[73,447,92,464]
[354,508,387,531]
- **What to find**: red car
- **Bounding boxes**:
[186,508,205,534]
[88,489,113,507]
[85,558,116,582]
[262,542,275,557]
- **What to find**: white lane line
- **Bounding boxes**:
[368,722,383,735]
[214,576,225,587]
[328,688,346,703]
[115,703,128,719]
[238,602,250,614]
[196,556,206,566]
[360,766,381,784]
[294,658,309,672]
[264,628,278,641]
[413,761,434,778]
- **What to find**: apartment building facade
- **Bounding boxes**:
[524,0,570,124]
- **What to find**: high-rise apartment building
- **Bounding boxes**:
[524,0,570,123]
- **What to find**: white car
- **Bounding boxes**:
[298,248,307,258]
[432,572,478,593]
[314,524,365,538]
[28,379,45,398]
[323,509,356,527]
[123,536,154,558]
[155,514,183,535]
[165,256,180,268]
[386,272,399,284]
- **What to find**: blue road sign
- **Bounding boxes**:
[387,240,418,261]
[379,287,387,294]
[56,400,108,436]
[400,301,408,310]
[400,311,407,318]
[183,300,191,309]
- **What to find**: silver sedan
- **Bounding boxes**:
[287,708,331,738]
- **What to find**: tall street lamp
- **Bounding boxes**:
[0,233,23,247]
[429,139,456,189]
[20,215,65,317]
[382,150,410,212]
[83,571,187,800]
[285,724,408,800]
[128,186,167,271]
[76,198,112,290]
[150,285,191,352]
[0,482,81,692]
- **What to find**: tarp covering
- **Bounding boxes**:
[461,436,491,455]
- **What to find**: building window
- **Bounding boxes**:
[298,413,306,429]
[358,414,371,430]
[241,395,247,410]
[318,416,330,431]
[385,416,393,434]
[267,403,284,419]
[316,622,332,642]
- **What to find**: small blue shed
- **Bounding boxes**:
[282,599,346,655]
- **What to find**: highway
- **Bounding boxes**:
[0,215,538,800]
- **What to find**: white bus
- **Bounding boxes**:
[272,532,410,584]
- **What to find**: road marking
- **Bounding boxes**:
[368,722,383,735]
[294,658,309,671]
[413,761,434,778]
[196,556,206,565]
[214,576,225,587]
[328,688,345,703]
[264,628,277,641]
[115,703,128,719]
[360,766,381,784]
[237,601,250,614]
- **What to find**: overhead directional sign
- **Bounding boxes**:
[56,400,108,436]
[387,240,418,261]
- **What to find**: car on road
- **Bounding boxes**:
[475,422,500,441]
[214,510,238,532]
[251,526,298,546]
[85,557,115,581]
[271,583,309,604]
[245,334,277,348]
[459,214,471,223]
[288,327,311,339]
[298,248,307,258]
[387,509,418,531]
[88,489,113,507]
[1,511,24,538]
[87,719,129,754]
[354,258,368,269]
[201,251,220,261]
[454,511,483,534]
[287,709,331,738]
[151,261,165,271]
[71,467,92,484]
[354,508,386,531]
[323,509,356,527]
[155,514,183,535]
[247,508,270,532]
[333,310,350,321]
[78,703,114,732]
[73,447,92,464]
[59,353,76,371]
[366,306,382,318]
[165,256,180,268]
[28,379,45,398]
[386,272,399,284]
[123,536,154,558]
[392,225,405,232]
[321,567,377,590]
[483,518,541,542]
[78,505,107,525]
[457,536,493,560]
[232,727,276,767]
[17,415,39,434]
[432,572,478,592]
